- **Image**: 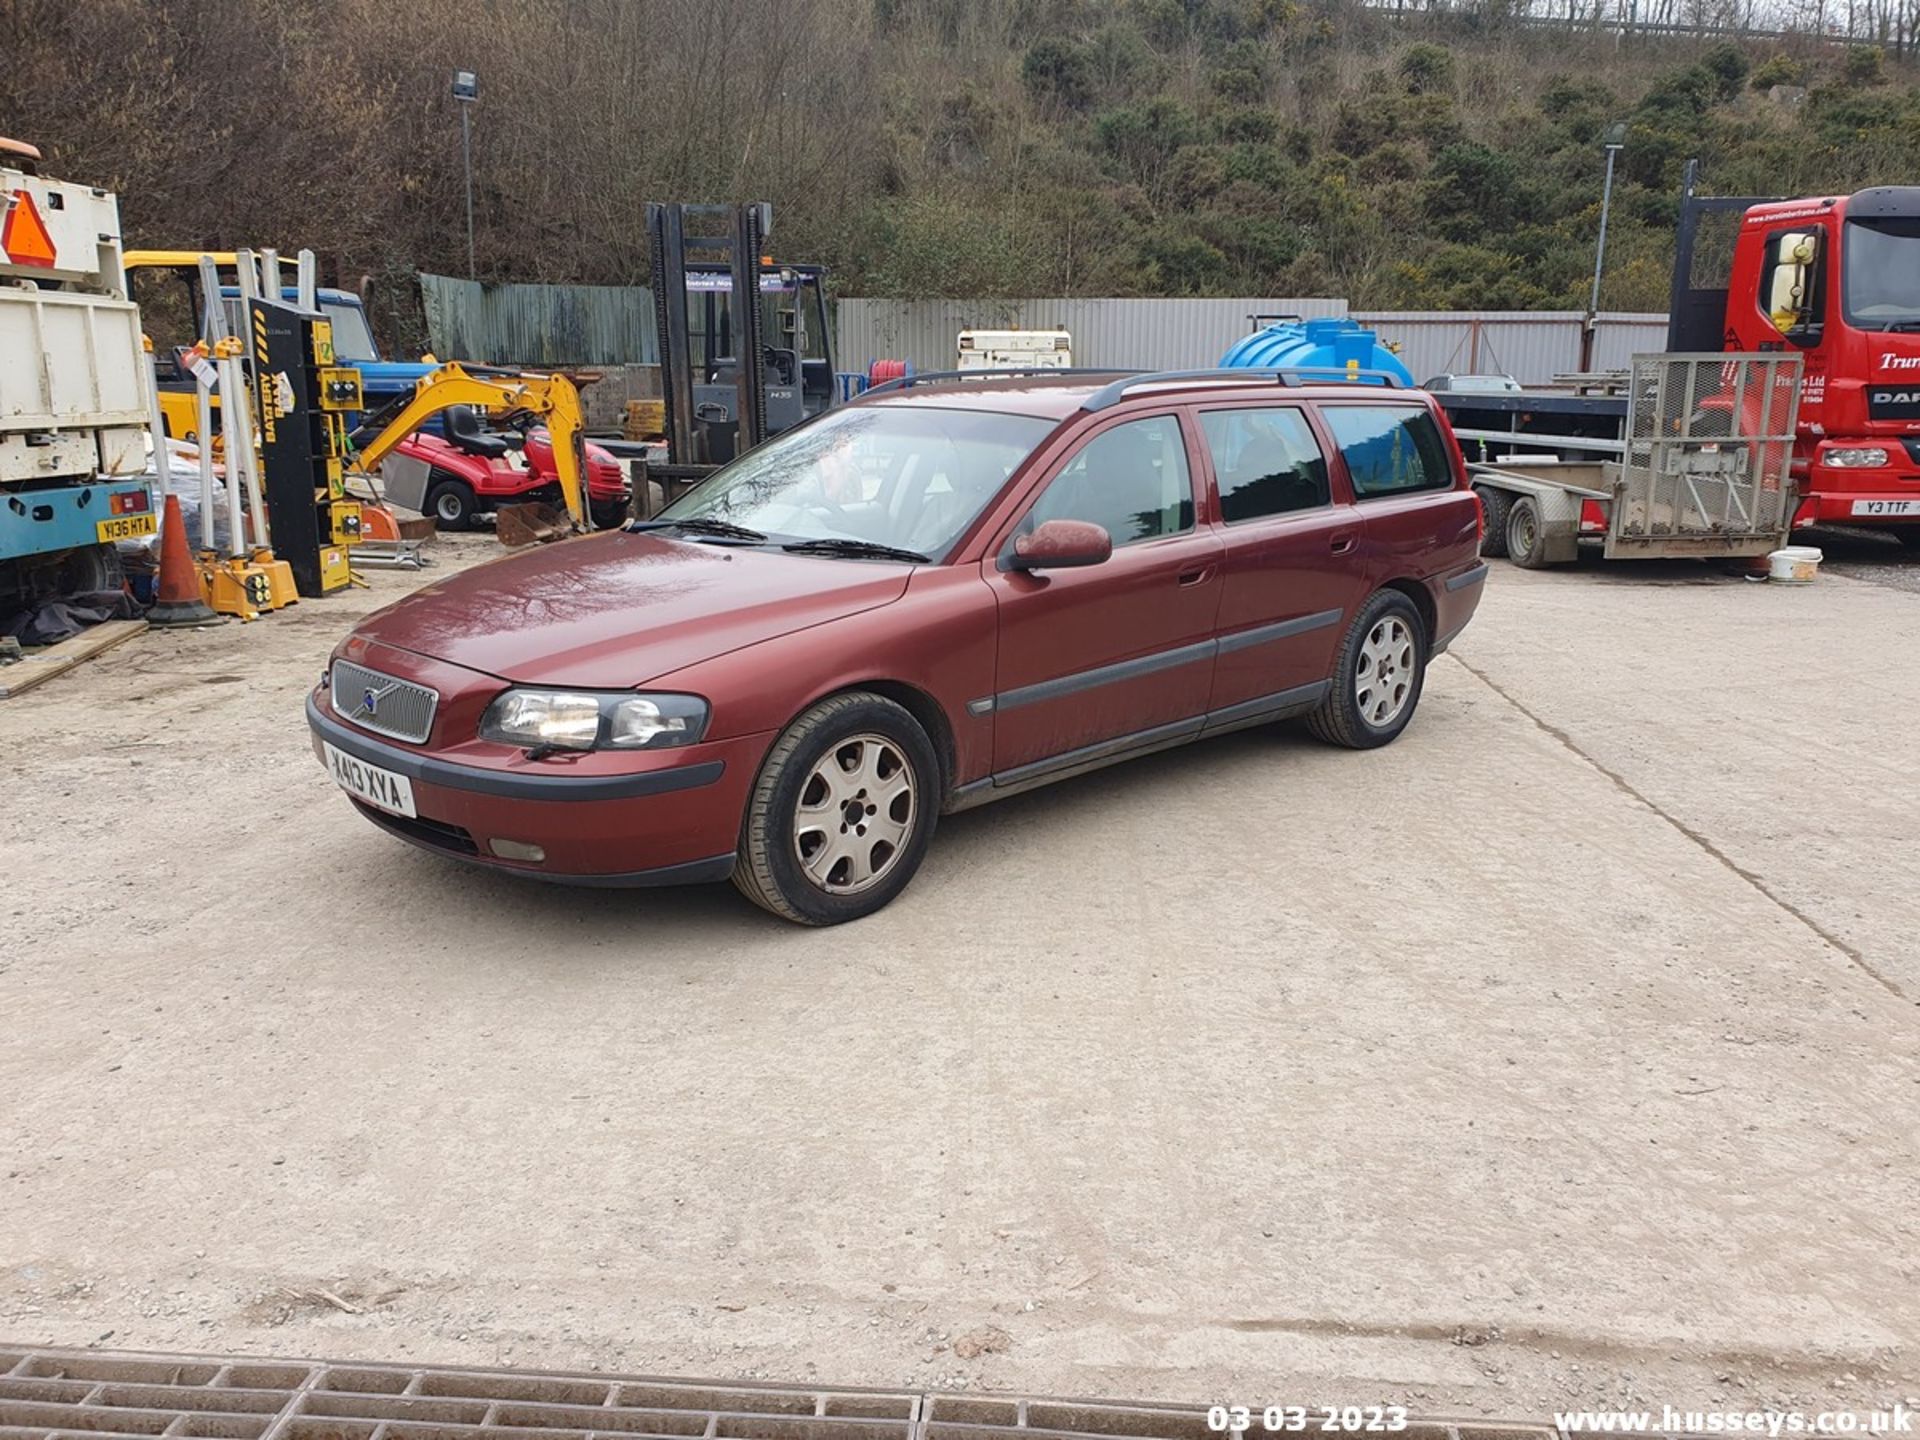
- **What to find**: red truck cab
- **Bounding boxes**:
[1706,185,1920,535]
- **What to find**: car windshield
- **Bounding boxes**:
[658,404,1052,559]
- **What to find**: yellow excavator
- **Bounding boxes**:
[349,362,594,539]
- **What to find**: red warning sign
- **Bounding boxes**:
[2,189,57,268]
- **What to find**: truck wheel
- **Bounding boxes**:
[733,692,941,926]
[425,475,478,531]
[1306,589,1427,751]
[1474,485,1512,559]
[1506,496,1551,570]
[57,543,125,596]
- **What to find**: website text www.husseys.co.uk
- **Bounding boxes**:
[1558,1408,1914,1437]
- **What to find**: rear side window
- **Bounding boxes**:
[1198,407,1330,522]
[1322,405,1455,499]
[1026,414,1193,546]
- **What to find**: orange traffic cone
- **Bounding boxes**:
[147,493,222,627]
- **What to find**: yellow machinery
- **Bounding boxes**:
[350,362,591,533]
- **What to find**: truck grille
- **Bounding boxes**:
[330,660,438,745]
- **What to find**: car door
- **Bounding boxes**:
[1195,403,1374,718]
[1317,402,1469,587]
[981,411,1224,777]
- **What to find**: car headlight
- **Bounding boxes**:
[479,689,709,751]
[1824,446,1889,468]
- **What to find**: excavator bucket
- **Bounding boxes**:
[495,500,572,547]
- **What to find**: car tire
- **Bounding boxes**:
[425,475,478,531]
[1306,589,1427,751]
[1474,485,1512,559]
[1506,495,1550,569]
[733,692,942,926]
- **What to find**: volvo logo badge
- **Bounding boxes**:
[357,681,400,717]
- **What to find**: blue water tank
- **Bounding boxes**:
[1219,316,1414,386]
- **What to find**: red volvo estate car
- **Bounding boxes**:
[309,369,1487,924]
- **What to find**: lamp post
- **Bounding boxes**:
[1580,122,1628,371]
[452,69,479,279]
[1589,121,1628,318]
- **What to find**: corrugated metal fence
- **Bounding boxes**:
[839,299,1670,384]
[416,274,1669,385]
[836,297,1350,374]
[1354,311,1669,384]
[419,273,657,367]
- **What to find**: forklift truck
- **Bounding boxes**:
[640,202,836,513]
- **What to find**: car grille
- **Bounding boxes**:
[330,660,439,744]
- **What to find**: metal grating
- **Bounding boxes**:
[0,1348,1654,1440]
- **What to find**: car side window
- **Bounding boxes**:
[1024,415,1193,546]
[1198,407,1330,522]
[1322,405,1454,500]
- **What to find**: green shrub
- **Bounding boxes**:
[1398,43,1457,95]
[1700,42,1750,101]
[1844,46,1887,86]
[1023,37,1096,110]
[1750,54,1805,91]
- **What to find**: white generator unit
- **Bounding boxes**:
[957,328,1072,370]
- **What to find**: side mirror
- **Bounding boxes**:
[1009,518,1112,572]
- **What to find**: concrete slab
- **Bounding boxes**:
[2,539,1914,1420]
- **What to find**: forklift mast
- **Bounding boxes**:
[644,201,839,491]
[647,202,772,473]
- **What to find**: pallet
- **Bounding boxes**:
[0,617,147,699]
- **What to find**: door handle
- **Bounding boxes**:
[1328,530,1358,556]
[1177,564,1214,587]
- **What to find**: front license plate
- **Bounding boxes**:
[323,741,417,818]
[96,513,158,542]
[1852,498,1920,517]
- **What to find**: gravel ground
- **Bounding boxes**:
[2,534,1915,1419]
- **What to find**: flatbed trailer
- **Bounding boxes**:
[1438,353,1802,568]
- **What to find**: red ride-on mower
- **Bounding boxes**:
[394,405,630,531]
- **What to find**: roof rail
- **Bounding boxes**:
[861,366,1133,397]
[1082,366,1405,412]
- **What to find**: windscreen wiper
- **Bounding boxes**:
[781,538,930,563]
[625,516,768,542]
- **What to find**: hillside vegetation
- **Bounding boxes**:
[5,0,1918,323]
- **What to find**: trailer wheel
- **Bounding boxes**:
[1474,485,1512,559]
[425,475,478,531]
[1506,496,1551,570]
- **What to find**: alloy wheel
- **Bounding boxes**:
[1355,617,1416,728]
[792,734,916,895]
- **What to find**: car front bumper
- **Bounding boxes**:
[307,690,763,885]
